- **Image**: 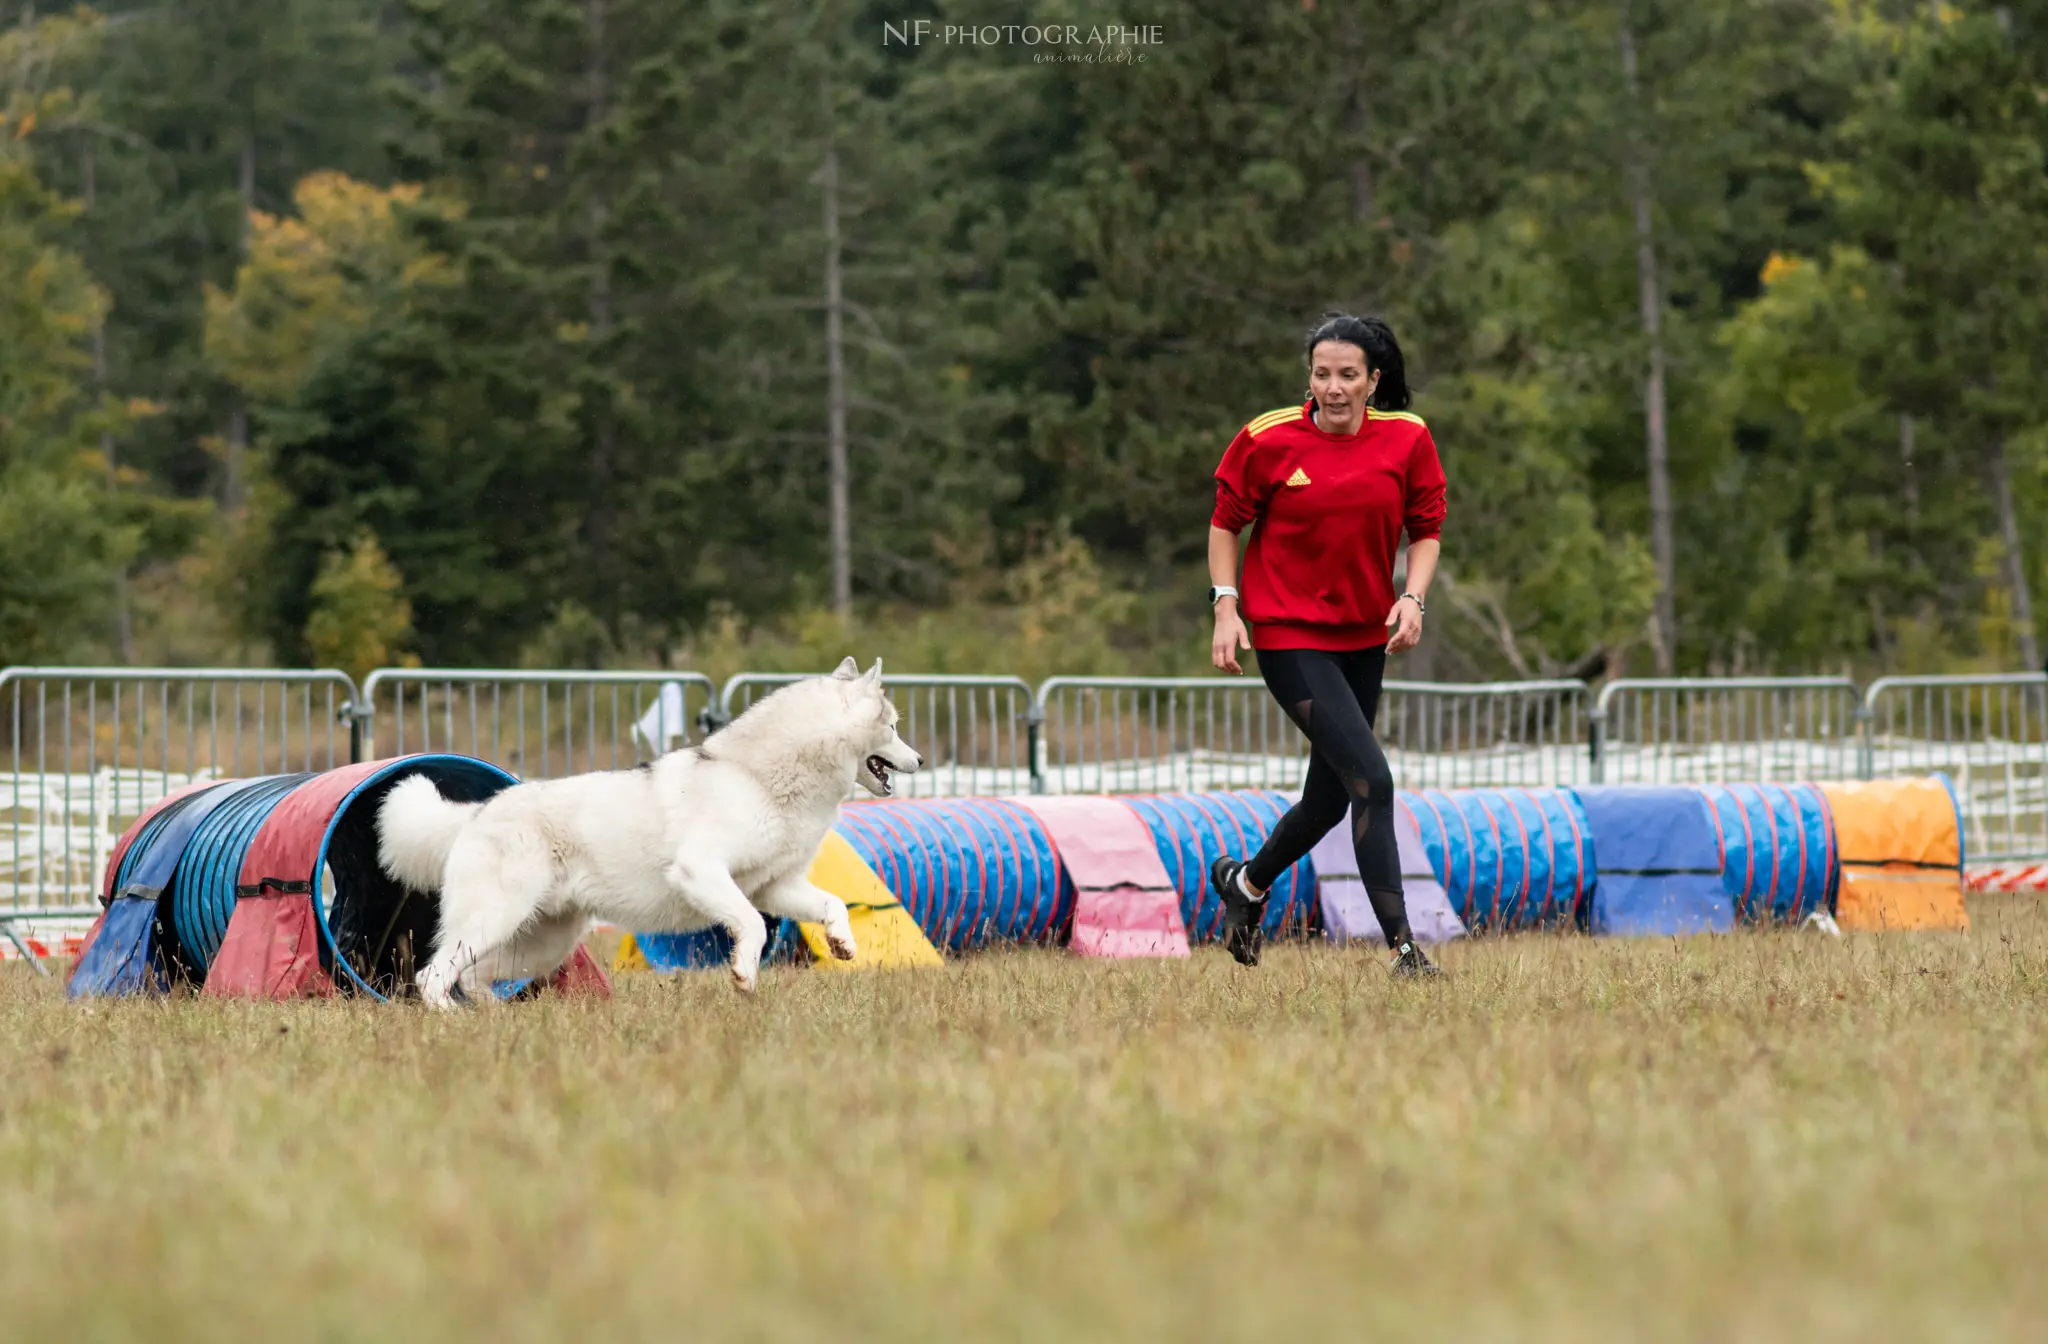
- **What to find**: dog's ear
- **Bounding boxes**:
[832,656,858,680]
[862,658,883,685]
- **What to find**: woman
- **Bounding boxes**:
[1205,312,1445,975]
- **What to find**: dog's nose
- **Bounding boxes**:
[916,752,926,769]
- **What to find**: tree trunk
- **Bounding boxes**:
[1343,10,1373,225]
[1619,9,1676,675]
[1988,434,2039,670]
[822,79,852,620]
[582,0,617,607]
[1899,413,1919,523]
[1343,9,1378,317]
[84,136,132,662]
[225,133,256,511]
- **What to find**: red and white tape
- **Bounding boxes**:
[1967,864,2048,893]
[0,920,95,962]
[0,933,92,961]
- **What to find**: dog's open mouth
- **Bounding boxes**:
[864,755,894,796]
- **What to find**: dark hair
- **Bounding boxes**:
[1303,312,1411,411]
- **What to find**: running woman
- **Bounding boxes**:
[1205,312,1445,975]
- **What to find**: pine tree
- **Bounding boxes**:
[0,11,140,661]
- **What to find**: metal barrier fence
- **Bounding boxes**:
[1863,674,2048,865]
[359,669,718,778]
[1590,677,1863,785]
[2,667,359,914]
[1032,677,1592,795]
[717,673,1036,797]
[9,663,2048,927]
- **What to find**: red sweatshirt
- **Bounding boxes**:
[1212,399,1447,652]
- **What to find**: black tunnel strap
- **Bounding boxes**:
[1840,858,1960,871]
[234,878,314,898]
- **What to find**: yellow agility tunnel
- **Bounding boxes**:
[1814,776,1968,932]
[793,832,945,970]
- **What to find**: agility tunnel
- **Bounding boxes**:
[1814,775,1967,931]
[626,786,1595,969]
[620,778,1970,967]
[1573,786,1731,936]
[619,794,1195,970]
[68,754,616,1001]
[1314,801,1468,946]
[65,758,1969,999]
[1403,788,1595,934]
[1124,791,1316,942]
[1693,782,1837,925]
[616,829,946,974]
[71,778,264,997]
[837,798,1068,950]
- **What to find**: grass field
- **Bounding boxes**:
[4,900,2046,1342]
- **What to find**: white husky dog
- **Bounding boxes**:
[376,657,922,1006]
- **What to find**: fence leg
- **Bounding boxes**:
[1,918,50,975]
[345,704,367,765]
[1854,703,1873,781]
[1026,703,1045,795]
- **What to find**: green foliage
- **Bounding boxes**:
[1716,3,2048,672]
[304,530,418,687]
[0,10,134,662]
[3,0,2044,677]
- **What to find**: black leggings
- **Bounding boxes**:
[1244,645,1411,948]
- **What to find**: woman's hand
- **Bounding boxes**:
[1385,596,1423,654]
[1212,603,1251,674]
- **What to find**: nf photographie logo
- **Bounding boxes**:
[882,20,1165,63]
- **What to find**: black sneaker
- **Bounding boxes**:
[1390,940,1441,978]
[1210,855,1265,967]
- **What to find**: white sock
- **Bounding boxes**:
[1235,869,1265,903]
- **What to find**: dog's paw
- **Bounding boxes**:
[826,926,857,961]
[730,966,758,995]
[417,981,460,1011]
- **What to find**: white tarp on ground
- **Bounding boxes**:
[2,768,222,912]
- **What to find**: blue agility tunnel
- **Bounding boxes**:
[1401,788,1595,933]
[622,798,1070,965]
[71,781,244,997]
[623,796,1069,971]
[1571,785,1734,936]
[170,774,316,976]
[1694,782,1837,923]
[1122,791,1316,942]
[835,798,1067,951]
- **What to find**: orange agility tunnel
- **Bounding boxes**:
[1813,776,1968,931]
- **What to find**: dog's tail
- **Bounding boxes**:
[376,774,483,892]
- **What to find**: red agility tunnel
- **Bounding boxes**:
[209,754,611,1001]
[71,754,612,1003]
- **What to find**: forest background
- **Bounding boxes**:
[2,0,2043,689]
